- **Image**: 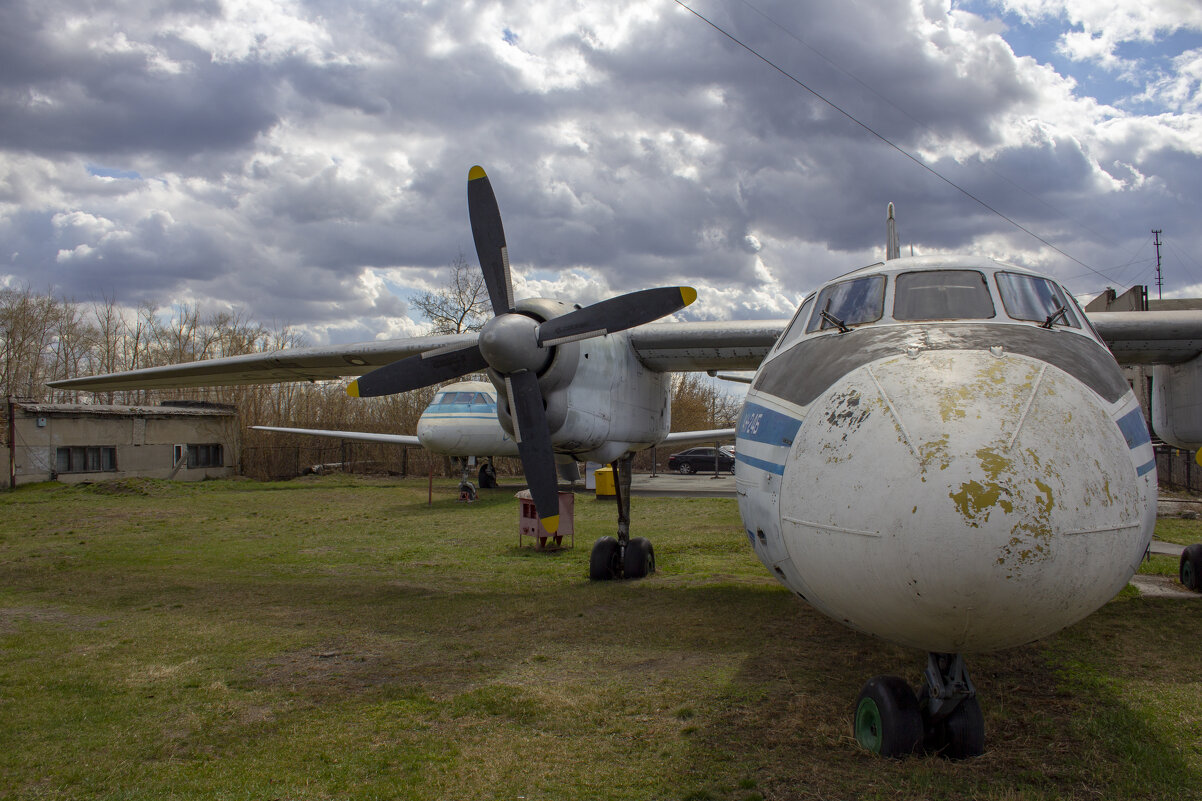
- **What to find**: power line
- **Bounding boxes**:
[734,0,1125,255]
[673,0,1116,282]
[1061,232,1153,285]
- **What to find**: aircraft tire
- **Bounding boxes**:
[623,537,655,579]
[589,536,621,581]
[853,676,923,758]
[1180,544,1202,592]
[933,697,985,759]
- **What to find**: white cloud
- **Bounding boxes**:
[990,0,1202,69]
[1,0,1201,340]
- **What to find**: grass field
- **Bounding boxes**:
[2,475,1201,800]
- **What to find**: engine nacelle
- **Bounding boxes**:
[1153,357,1202,449]
[488,297,671,463]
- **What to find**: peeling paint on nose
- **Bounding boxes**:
[778,349,1155,653]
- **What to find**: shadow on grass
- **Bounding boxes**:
[674,589,1202,801]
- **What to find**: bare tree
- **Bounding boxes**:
[669,373,741,431]
[1,287,63,400]
[411,253,490,334]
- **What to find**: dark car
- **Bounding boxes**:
[668,446,735,474]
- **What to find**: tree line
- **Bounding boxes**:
[2,285,740,478]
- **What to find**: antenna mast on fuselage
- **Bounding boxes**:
[886,202,900,261]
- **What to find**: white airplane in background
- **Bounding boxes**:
[50,166,1202,760]
[252,377,735,491]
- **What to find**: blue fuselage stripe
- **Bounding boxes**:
[421,413,497,420]
[738,402,802,447]
[1117,407,1151,450]
[736,452,786,475]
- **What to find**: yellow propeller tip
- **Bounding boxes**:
[346,381,360,398]
[680,286,698,306]
[541,514,560,534]
[468,165,487,181]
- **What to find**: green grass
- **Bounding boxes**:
[2,476,1202,800]
[1149,516,1202,547]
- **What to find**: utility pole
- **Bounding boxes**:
[1153,229,1164,300]
[6,394,13,490]
[3,326,13,489]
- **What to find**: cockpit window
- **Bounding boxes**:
[772,293,816,355]
[431,390,496,409]
[995,272,1080,328]
[806,275,886,333]
[893,270,995,321]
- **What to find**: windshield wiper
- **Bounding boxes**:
[820,301,852,333]
[1041,306,1068,329]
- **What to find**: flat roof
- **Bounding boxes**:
[13,403,235,418]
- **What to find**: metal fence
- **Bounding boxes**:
[1155,446,1202,492]
[240,441,525,482]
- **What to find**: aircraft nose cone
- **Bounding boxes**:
[779,349,1155,653]
[479,313,548,375]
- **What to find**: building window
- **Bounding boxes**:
[56,446,117,474]
[187,443,223,468]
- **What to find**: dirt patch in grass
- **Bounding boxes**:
[0,605,110,635]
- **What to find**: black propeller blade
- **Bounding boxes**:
[537,285,697,346]
[347,344,486,398]
[468,166,515,316]
[506,370,562,533]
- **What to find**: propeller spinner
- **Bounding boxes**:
[347,166,696,533]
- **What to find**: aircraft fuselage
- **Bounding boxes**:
[415,380,519,456]
[736,255,1156,653]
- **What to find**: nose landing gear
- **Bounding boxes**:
[853,652,985,759]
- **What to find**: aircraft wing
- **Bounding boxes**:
[52,311,1202,393]
[661,428,737,445]
[46,333,478,391]
[629,320,787,371]
[1088,310,1202,366]
[47,321,784,392]
[627,313,1202,370]
[249,425,421,447]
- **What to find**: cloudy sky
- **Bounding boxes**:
[2,0,1200,345]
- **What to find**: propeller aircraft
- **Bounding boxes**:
[252,377,736,493]
[49,167,1202,760]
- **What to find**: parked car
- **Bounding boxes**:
[668,446,735,474]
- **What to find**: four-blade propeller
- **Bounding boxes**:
[348,166,696,533]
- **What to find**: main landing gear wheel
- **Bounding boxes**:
[919,652,985,760]
[853,676,923,758]
[589,456,657,582]
[854,653,985,760]
[589,536,621,580]
[926,696,985,759]
[623,537,655,579]
[1180,543,1202,591]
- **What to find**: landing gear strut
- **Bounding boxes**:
[589,455,655,580]
[853,652,985,759]
[455,457,477,502]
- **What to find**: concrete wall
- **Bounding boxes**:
[4,405,238,486]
